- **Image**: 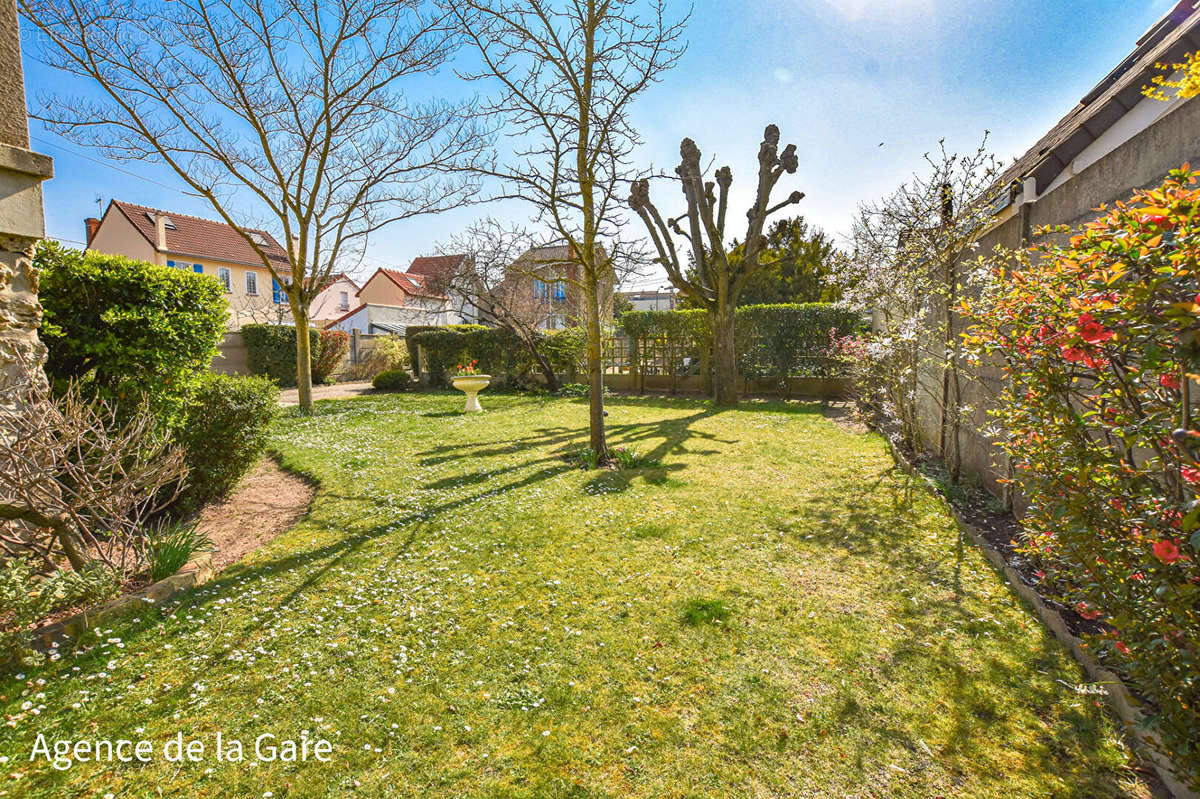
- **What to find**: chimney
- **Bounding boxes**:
[289,234,300,264]
[84,217,100,246]
[154,214,167,251]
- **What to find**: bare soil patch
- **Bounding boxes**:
[196,455,314,572]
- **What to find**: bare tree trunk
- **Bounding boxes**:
[585,273,607,454]
[712,306,737,407]
[293,301,314,413]
[527,337,560,392]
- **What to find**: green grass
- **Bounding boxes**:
[0,393,1145,798]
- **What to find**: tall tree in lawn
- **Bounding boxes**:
[20,0,488,413]
[629,126,805,407]
[446,0,686,457]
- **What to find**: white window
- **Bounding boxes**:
[339,290,349,310]
[245,271,258,295]
[217,267,232,293]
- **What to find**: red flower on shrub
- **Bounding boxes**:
[1114,640,1130,655]
[1160,373,1181,390]
[1182,466,1200,485]
[1076,313,1114,344]
[1075,602,1102,620]
[1062,346,1086,363]
[1154,539,1182,564]
[1139,213,1170,228]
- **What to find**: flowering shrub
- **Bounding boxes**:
[454,359,480,376]
[312,329,350,384]
[961,166,1200,786]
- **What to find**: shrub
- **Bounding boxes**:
[242,324,320,387]
[618,303,864,381]
[313,329,350,384]
[172,373,278,514]
[35,240,227,424]
[543,327,588,380]
[145,519,212,581]
[961,165,1200,787]
[339,334,409,382]
[372,369,413,391]
[1,557,119,667]
[409,325,534,387]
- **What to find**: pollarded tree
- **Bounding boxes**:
[445,0,686,457]
[20,0,489,413]
[629,125,805,407]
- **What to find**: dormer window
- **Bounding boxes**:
[145,212,177,230]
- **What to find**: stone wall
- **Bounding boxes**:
[0,0,53,394]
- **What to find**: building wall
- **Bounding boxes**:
[914,94,1200,500]
[357,273,406,306]
[88,210,293,330]
[310,277,358,324]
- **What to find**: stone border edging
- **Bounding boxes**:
[28,551,215,655]
[886,440,1196,799]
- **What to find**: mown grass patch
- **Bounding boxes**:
[0,393,1147,798]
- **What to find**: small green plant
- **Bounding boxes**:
[572,446,602,469]
[555,382,588,397]
[681,598,731,626]
[1,558,119,667]
[372,369,413,391]
[611,447,661,469]
[629,522,670,539]
[146,519,213,582]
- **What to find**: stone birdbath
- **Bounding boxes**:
[451,373,491,413]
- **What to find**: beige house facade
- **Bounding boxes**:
[86,200,296,330]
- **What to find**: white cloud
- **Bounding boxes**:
[819,0,935,23]
[773,68,794,84]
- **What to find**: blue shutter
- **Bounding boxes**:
[193,263,203,273]
[166,260,175,269]
[272,279,282,303]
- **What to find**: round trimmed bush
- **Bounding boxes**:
[373,369,413,391]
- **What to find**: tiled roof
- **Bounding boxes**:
[997,1,1200,196]
[109,200,290,267]
[406,254,467,279]
[360,267,448,300]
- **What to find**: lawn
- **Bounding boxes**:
[0,393,1145,798]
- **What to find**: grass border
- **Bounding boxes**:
[885,438,1195,799]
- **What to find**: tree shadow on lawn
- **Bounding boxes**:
[783,468,1130,792]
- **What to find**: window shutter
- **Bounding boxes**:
[166,260,175,268]
[272,279,282,303]
[193,263,203,273]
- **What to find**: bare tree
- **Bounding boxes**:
[445,0,686,457]
[440,220,564,390]
[0,373,186,576]
[20,0,490,413]
[629,125,805,407]
[835,136,1001,479]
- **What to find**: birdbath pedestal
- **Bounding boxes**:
[451,375,491,413]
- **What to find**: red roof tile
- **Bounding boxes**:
[361,267,448,300]
[109,200,290,268]
[407,254,466,280]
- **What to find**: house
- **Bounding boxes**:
[325,264,454,336]
[308,273,361,326]
[929,0,1200,495]
[85,200,297,330]
[618,289,677,312]
[497,243,614,331]
[406,254,479,323]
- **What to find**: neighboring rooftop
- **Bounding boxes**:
[998,0,1200,197]
[406,254,467,280]
[105,200,291,267]
[361,266,448,300]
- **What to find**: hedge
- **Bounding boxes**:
[242,324,320,387]
[618,303,865,380]
[171,373,278,515]
[372,369,413,391]
[36,240,227,424]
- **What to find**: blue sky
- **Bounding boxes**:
[20,0,1180,290]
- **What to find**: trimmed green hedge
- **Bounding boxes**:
[36,240,227,423]
[242,324,320,387]
[407,326,589,388]
[618,303,865,380]
[172,373,278,515]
